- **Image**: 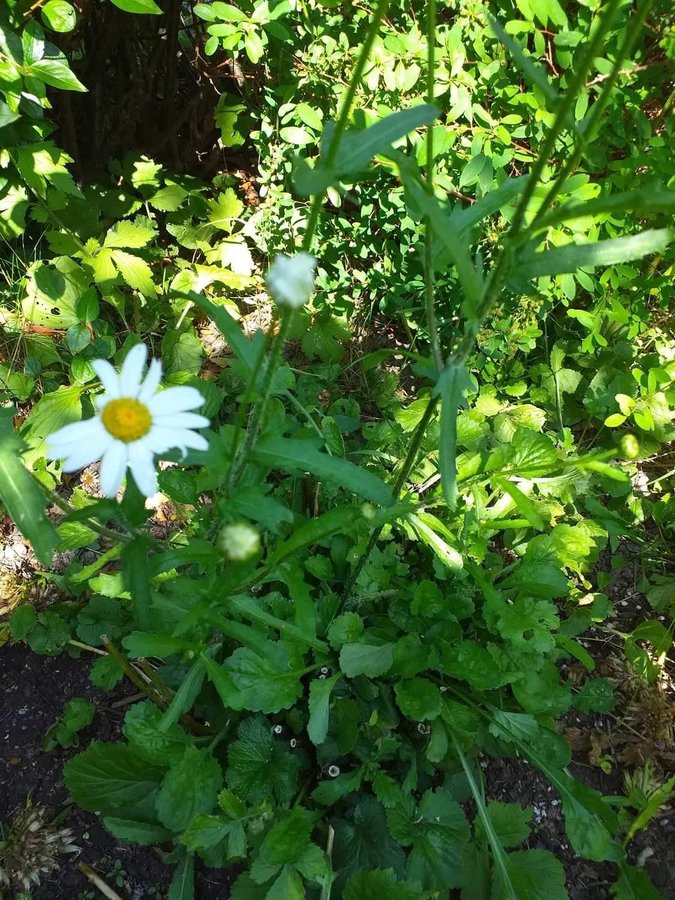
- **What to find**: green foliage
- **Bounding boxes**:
[2,0,674,897]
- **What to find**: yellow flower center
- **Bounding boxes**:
[101,397,152,443]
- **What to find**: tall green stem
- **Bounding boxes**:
[340,393,438,603]
[301,0,392,253]
[231,0,392,486]
[528,0,655,233]
[424,0,443,373]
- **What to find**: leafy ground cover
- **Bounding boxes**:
[1,0,674,897]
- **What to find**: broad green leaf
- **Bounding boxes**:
[307,674,340,745]
[0,408,58,565]
[252,435,393,507]
[27,58,86,91]
[194,2,247,21]
[110,0,162,13]
[112,249,157,296]
[226,716,301,805]
[611,863,662,900]
[518,229,674,279]
[333,796,406,887]
[103,818,172,845]
[486,802,532,848]
[499,848,568,900]
[64,743,164,820]
[224,641,306,713]
[41,0,77,32]
[123,702,191,766]
[22,384,83,461]
[388,788,469,890]
[340,642,394,678]
[156,747,223,832]
[104,219,157,249]
[490,717,621,861]
[395,678,442,721]
[344,869,419,900]
[23,257,86,328]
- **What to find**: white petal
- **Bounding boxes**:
[119,343,148,397]
[91,359,121,397]
[99,442,128,496]
[128,443,158,496]
[147,386,205,416]
[152,412,210,430]
[145,426,209,454]
[137,358,163,403]
[46,417,107,457]
[61,433,114,472]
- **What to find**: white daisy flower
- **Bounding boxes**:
[265,252,317,308]
[46,343,209,498]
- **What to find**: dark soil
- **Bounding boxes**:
[0,643,232,900]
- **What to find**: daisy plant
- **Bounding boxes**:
[46,344,209,498]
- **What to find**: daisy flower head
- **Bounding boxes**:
[265,252,317,308]
[46,343,209,498]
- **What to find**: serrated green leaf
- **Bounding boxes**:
[104,219,157,249]
[64,743,164,820]
[226,716,301,805]
[112,249,157,296]
[156,746,222,832]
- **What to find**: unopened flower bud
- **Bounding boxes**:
[218,523,260,562]
[266,252,317,308]
[328,765,340,778]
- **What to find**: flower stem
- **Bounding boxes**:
[424,0,443,373]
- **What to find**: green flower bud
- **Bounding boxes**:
[218,523,260,562]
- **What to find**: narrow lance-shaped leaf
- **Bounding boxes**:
[252,435,394,507]
[436,365,473,510]
[517,228,674,279]
[0,408,58,565]
[488,15,557,105]
[400,173,484,314]
[527,186,675,235]
[335,104,439,177]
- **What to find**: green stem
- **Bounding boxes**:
[340,393,438,603]
[300,0,392,253]
[505,0,625,242]
[528,0,655,234]
[424,0,443,373]
[35,476,135,544]
[229,308,293,489]
[230,1,392,485]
